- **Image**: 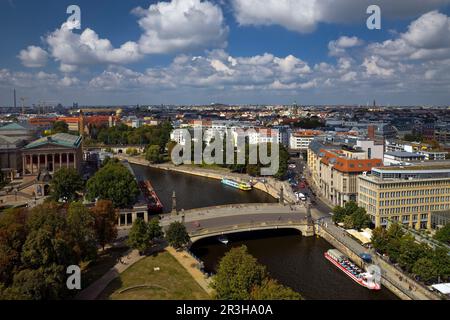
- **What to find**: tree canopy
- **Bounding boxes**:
[0,201,101,300]
[332,201,372,230]
[165,221,190,250]
[49,168,84,202]
[212,246,301,300]
[86,160,139,208]
[434,223,450,245]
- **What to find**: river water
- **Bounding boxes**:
[132,164,398,300]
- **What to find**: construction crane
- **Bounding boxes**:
[20,97,28,114]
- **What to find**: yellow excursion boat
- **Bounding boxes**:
[221,178,252,191]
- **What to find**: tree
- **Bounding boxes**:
[10,264,66,300]
[86,161,139,208]
[52,121,69,134]
[430,247,450,282]
[0,208,29,285]
[350,208,372,230]
[22,202,75,268]
[49,168,84,202]
[250,279,302,300]
[397,237,427,272]
[332,201,370,229]
[332,201,359,223]
[371,227,389,253]
[67,202,97,261]
[434,223,450,245]
[165,221,190,249]
[148,218,163,241]
[146,144,163,164]
[128,218,152,255]
[413,258,437,283]
[212,246,267,300]
[91,200,117,250]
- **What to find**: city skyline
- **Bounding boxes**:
[1,0,450,106]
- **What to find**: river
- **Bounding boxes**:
[131,164,398,300]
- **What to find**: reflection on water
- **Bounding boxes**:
[130,164,276,213]
[191,230,399,300]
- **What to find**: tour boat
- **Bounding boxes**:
[218,235,229,245]
[221,178,252,191]
[324,249,381,290]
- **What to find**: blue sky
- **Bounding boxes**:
[1,0,450,106]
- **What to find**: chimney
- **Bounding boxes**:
[368,125,375,140]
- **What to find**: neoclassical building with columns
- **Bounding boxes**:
[22,133,82,176]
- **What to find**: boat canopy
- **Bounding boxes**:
[431,283,450,295]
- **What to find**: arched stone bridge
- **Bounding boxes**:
[158,203,315,242]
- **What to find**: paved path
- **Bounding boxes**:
[166,247,213,296]
[75,249,144,300]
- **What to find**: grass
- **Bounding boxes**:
[98,251,210,300]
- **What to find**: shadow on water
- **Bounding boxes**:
[191,229,399,300]
[130,164,276,213]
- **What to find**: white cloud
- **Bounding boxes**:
[231,0,450,33]
[368,11,450,61]
[59,64,78,73]
[362,56,394,78]
[18,46,48,68]
[329,36,364,56]
[232,0,319,33]
[134,0,228,54]
[46,23,142,66]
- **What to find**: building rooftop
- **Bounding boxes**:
[23,133,82,150]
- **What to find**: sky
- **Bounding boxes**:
[1,0,450,106]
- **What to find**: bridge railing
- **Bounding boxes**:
[189,219,309,237]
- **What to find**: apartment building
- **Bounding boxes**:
[358,164,450,229]
[308,139,383,206]
[289,130,322,151]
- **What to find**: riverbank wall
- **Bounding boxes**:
[316,225,439,300]
[116,155,297,203]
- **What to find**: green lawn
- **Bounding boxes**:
[98,251,210,300]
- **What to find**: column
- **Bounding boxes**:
[409,214,413,228]
[37,154,41,173]
[415,214,421,230]
[73,153,76,169]
[52,154,55,173]
[45,154,48,170]
[59,152,62,169]
[375,214,381,228]
[66,153,69,168]
[427,212,432,231]
[30,155,34,174]
[22,155,26,175]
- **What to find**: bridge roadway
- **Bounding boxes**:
[118,203,313,240]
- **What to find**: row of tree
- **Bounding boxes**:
[371,224,450,283]
[91,121,173,151]
[0,200,118,299]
